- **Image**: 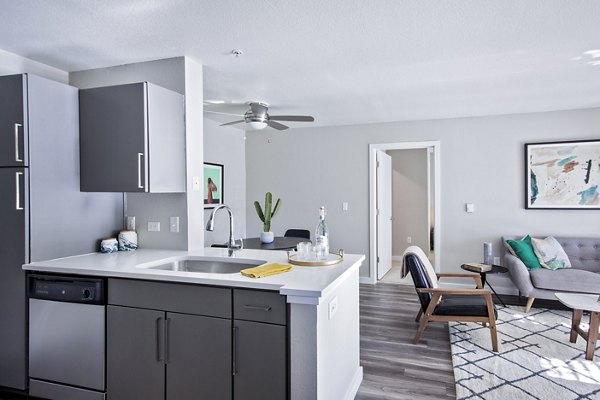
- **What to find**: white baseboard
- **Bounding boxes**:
[359,276,376,284]
[343,366,363,400]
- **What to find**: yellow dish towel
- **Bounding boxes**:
[241,263,292,278]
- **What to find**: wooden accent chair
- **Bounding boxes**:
[404,248,498,352]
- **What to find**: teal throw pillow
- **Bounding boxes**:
[506,235,542,270]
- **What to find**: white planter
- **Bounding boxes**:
[260,231,274,243]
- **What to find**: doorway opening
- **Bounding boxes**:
[368,141,441,284]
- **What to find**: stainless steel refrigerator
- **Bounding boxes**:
[0,73,123,391]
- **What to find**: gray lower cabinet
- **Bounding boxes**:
[233,288,288,400]
[167,313,232,400]
[234,320,287,400]
[107,306,232,400]
[107,306,164,400]
[106,280,288,400]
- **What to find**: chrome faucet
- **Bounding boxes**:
[206,204,243,256]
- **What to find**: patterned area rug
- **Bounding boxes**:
[450,306,600,399]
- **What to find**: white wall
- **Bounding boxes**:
[246,108,600,291]
[70,57,204,250]
[0,48,68,83]
[203,119,246,246]
[389,149,428,255]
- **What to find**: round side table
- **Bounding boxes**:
[460,264,508,307]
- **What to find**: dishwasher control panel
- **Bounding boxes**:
[28,274,105,305]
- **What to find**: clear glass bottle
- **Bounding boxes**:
[315,206,329,258]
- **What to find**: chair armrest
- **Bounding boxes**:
[436,273,483,288]
[504,253,534,296]
[416,287,491,297]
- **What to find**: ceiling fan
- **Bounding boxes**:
[205,101,314,131]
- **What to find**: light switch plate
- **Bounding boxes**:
[342,202,348,211]
[170,216,179,233]
[328,296,339,320]
[466,203,475,213]
[148,222,160,232]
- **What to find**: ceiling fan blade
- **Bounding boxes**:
[267,120,289,131]
[268,115,314,122]
[220,120,245,126]
[204,110,244,117]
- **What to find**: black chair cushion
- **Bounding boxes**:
[434,295,498,319]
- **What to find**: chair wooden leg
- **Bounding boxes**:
[415,309,423,322]
[413,316,429,344]
[525,297,535,313]
[484,292,499,352]
[489,319,499,353]
[413,293,440,345]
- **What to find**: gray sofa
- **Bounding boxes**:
[503,236,600,312]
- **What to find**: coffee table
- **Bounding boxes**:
[555,292,600,361]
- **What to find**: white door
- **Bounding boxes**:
[376,150,393,280]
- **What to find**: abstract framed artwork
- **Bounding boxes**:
[203,162,224,208]
[525,139,600,209]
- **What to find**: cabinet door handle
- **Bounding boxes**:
[164,317,170,364]
[15,172,23,210]
[137,152,144,189]
[156,317,163,362]
[243,304,272,312]
[232,325,238,376]
[15,123,22,162]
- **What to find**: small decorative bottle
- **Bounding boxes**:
[315,206,329,259]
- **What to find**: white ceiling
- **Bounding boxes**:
[2,0,600,127]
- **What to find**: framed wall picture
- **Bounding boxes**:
[204,162,224,208]
[525,139,600,209]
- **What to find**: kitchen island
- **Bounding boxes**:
[24,248,364,400]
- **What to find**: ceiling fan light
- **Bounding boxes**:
[247,120,268,130]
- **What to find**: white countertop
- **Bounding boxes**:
[23,248,365,304]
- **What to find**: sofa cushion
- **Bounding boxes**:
[507,235,542,270]
[531,236,571,270]
[529,268,600,294]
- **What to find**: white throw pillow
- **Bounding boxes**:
[531,236,572,270]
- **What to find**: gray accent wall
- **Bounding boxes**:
[246,108,600,291]
[389,149,429,256]
[203,119,246,246]
[70,57,204,250]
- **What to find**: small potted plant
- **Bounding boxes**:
[254,192,281,243]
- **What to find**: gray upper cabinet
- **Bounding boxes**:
[0,74,28,167]
[79,82,185,193]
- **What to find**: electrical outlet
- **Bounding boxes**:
[407,236,412,244]
[148,222,160,232]
[170,216,180,233]
[328,296,339,320]
[494,256,501,265]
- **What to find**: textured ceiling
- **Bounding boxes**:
[1,0,600,127]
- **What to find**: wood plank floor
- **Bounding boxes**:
[356,283,456,400]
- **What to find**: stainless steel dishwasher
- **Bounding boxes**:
[28,274,106,400]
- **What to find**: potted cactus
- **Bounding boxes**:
[254,192,282,243]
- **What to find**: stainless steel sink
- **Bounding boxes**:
[148,258,266,274]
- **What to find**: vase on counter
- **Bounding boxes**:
[260,231,274,244]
